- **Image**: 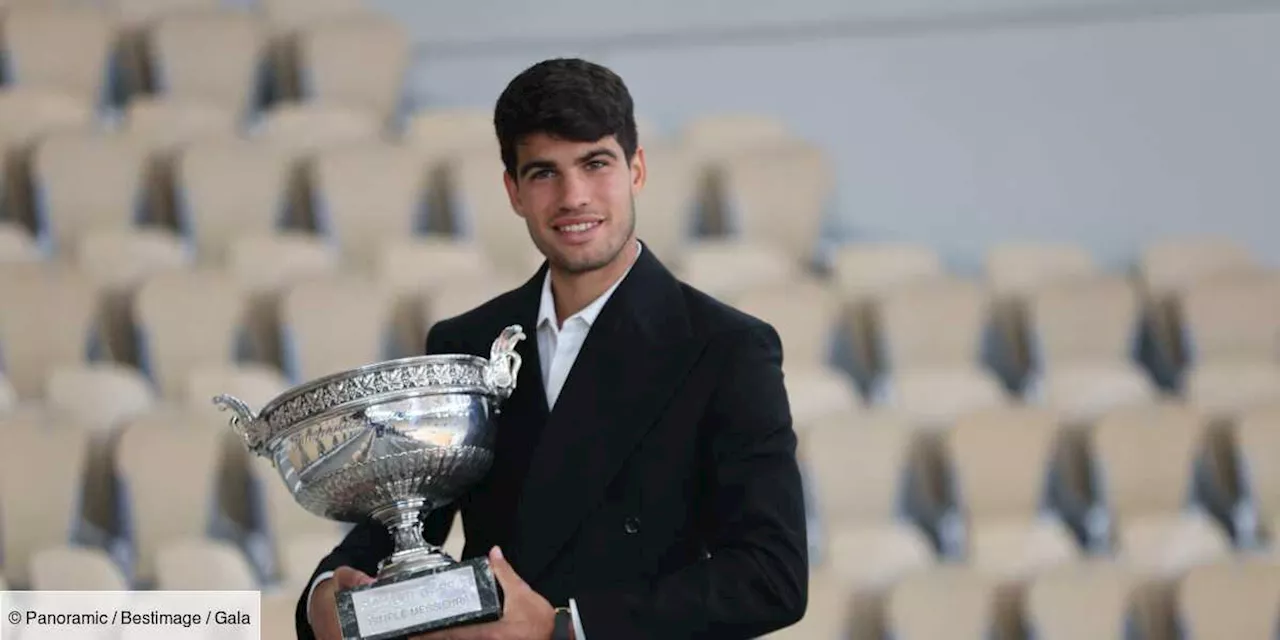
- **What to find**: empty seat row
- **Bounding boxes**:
[0,1,408,117]
[802,402,1280,579]
[3,246,1277,421]
[0,100,833,269]
[772,559,1280,640]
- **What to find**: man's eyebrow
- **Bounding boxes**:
[577,148,618,164]
[517,159,556,179]
[517,147,619,179]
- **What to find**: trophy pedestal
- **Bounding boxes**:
[336,557,503,640]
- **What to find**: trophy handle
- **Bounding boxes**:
[485,324,526,400]
[212,394,269,455]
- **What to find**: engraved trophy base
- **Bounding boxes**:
[336,555,504,640]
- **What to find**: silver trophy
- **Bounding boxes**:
[213,325,527,640]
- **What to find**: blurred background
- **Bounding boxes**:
[0,0,1278,638]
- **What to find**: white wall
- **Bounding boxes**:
[374,2,1280,270]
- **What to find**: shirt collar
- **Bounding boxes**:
[537,241,642,331]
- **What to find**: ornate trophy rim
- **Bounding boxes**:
[258,352,491,417]
[214,325,527,455]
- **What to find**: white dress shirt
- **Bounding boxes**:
[307,243,640,639]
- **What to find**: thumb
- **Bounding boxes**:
[487,546,526,590]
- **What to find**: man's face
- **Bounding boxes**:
[503,133,645,275]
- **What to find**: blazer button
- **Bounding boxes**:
[624,516,641,534]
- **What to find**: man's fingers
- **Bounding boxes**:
[487,546,525,591]
[334,566,376,589]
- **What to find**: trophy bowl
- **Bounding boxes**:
[213,325,527,640]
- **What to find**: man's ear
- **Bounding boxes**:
[503,170,525,219]
[629,146,647,195]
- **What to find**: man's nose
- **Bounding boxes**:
[559,172,591,210]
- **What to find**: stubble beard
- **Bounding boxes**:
[544,199,637,275]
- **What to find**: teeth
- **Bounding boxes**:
[558,221,599,233]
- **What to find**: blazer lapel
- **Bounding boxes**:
[511,247,704,581]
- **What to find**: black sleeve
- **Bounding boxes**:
[572,324,809,639]
[294,323,464,640]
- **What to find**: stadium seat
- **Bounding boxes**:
[885,566,1007,640]
[1025,274,1142,372]
[44,362,155,432]
[728,279,840,369]
[0,420,92,588]
[674,239,811,300]
[1087,403,1232,575]
[0,87,97,227]
[114,413,228,586]
[680,113,793,155]
[29,545,129,591]
[1179,271,1280,366]
[225,232,341,363]
[1023,561,1146,640]
[110,0,222,24]
[872,365,1011,429]
[631,142,701,265]
[0,263,101,399]
[255,102,385,157]
[279,274,393,381]
[444,148,548,275]
[782,367,864,430]
[133,269,250,398]
[830,243,946,382]
[800,413,938,554]
[423,272,526,333]
[1137,237,1260,375]
[1140,237,1259,303]
[259,0,368,32]
[403,108,497,157]
[941,407,1079,576]
[373,237,498,355]
[1175,560,1280,639]
[310,141,432,268]
[1184,362,1280,420]
[800,414,937,638]
[712,140,833,266]
[1,5,116,106]
[875,277,991,373]
[121,98,241,153]
[175,139,293,262]
[985,242,1098,299]
[0,373,15,413]
[31,131,155,252]
[294,14,410,120]
[985,242,1099,381]
[153,537,258,590]
[262,592,301,640]
[1026,362,1161,424]
[74,228,191,362]
[1232,405,1280,550]
[147,9,269,115]
[0,221,41,262]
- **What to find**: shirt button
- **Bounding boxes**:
[624,517,641,534]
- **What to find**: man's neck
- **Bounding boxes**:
[550,239,639,325]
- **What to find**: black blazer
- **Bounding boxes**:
[295,243,808,639]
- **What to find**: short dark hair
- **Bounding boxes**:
[493,58,638,178]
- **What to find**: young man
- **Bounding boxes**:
[298,58,808,640]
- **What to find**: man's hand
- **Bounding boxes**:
[309,566,376,640]
[414,546,557,640]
